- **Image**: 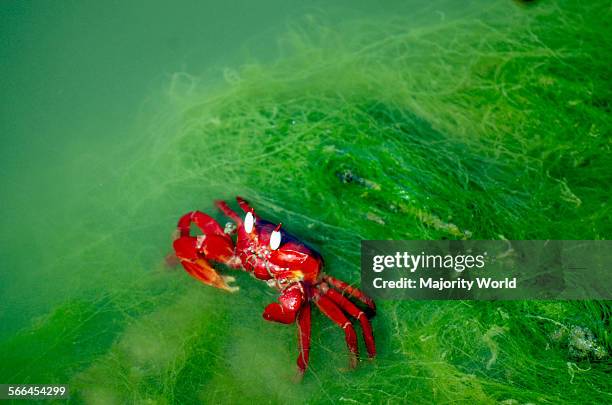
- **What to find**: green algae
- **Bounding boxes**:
[1,0,610,403]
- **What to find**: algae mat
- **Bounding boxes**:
[1,0,610,404]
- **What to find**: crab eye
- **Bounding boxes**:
[270,230,281,250]
[244,212,254,233]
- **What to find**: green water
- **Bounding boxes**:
[1,1,611,404]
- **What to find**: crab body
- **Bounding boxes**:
[172,197,376,375]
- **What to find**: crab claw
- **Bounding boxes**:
[173,211,240,292]
[180,256,239,293]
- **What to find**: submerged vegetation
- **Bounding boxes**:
[1,0,610,403]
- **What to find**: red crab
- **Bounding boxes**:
[171,196,376,375]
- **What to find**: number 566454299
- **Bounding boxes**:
[1,385,69,399]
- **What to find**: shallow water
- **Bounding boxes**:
[0,0,431,343]
[0,0,308,337]
[1,1,610,404]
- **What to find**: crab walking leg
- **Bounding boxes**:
[236,196,255,213]
[215,200,243,224]
[296,303,312,374]
[262,283,304,324]
[324,288,376,358]
[315,296,359,369]
[323,275,376,313]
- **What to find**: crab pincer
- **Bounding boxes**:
[172,211,240,292]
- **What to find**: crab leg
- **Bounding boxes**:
[215,200,243,224]
[235,196,255,213]
[315,295,359,369]
[323,275,376,314]
[324,288,376,358]
[297,303,311,375]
